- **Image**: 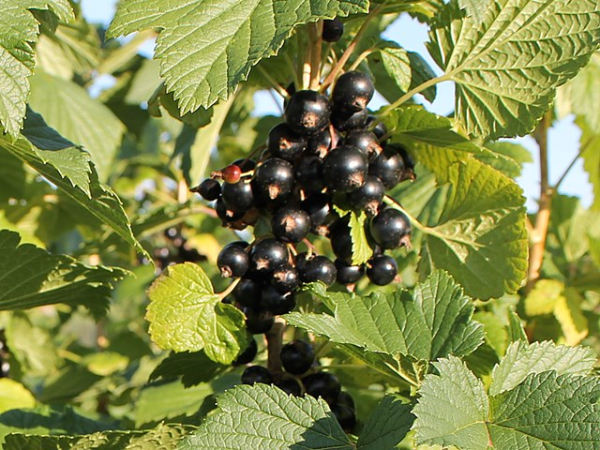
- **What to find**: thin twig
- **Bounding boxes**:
[553,137,593,191]
[257,66,289,99]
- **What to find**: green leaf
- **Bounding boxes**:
[490,340,597,395]
[412,357,490,449]
[480,142,533,179]
[558,53,600,131]
[0,379,35,414]
[287,271,484,361]
[414,357,600,449]
[417,155,528,299]
[0,0,74,137]
[428,0,600,140]
[357,395,415,450]
[580,123,600,210]
[1,112,146,255]
[146,263,248,364]
[349,210,373,265]
[108,0,368,114]
[28,71,125,182]
[457,0,490,22]
[150,350,227,388]
[180,384,353,450]
[0,230,125,317]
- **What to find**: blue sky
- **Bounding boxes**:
[81,1,593,211]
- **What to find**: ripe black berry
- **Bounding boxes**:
[281,340,315,375]
[299,255,337,287]
[331,403,356,431]
[393,143,416,181]
[369,208,411,249]
[234,277,263,307]
[331,107,369,132]
[261,285,296,315]
[332,71,374,113]
[302,194,333,234]
[322,18,344,42]
[243,306,274,334]
[196,178,221,201]
[250,238,290,274]
[233,338,258,366]
[295,155,325,195]
[276,378,303,396]
[307,127,339,158]
[366,254,398,286]
[323,146,368,193]
[253,158,295,205]
[336,391,355,410]
[366,116,388,142]
[242,365,273,385]
[216,197,245,223]
[222,164,242,184]
[346,175,385,216]
[285,90,331,135]
[303,372,341,405]
[232,158,257,172]
[369,145,406,189]
[267,123,306,162]
[271,266,300,293]
[343,131,382,161]
[272,207,311,243]
[217,243,249,278]
[335,259,364,285]
[221,180,254,212]
[329,218,353,263]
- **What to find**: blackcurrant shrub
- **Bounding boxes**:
[323,145,368,193]
[195,178,221,201]
[250,238,290,274]
[366,254,398,286]
[281,340,315,375]
[285,90,331,135]
[233,338,258,366]
[322,18,344,42]
[346,175,385,216]
[299,255,337,286]
[369,208,411,249]
[271,207,311,243]
[241,365,273,385]
[332,71,374,112]
[302,372,341,405]
[217,243,249,278]
[267,123,306,162]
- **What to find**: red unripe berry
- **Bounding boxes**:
[222,164,242,184]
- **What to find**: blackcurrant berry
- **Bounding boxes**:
[195,178,221,201]
[369,208,411,249]
[276,377,303,396]
[234,277,263,307]
[250,238,290,274]
[281,340,315,375]
[243,306,274,334]
[366,116,388,142]
[233,338,258,366]
[323,146,368,193]
[366,254,398,286]
[322,18,344,42]
[335,259,365,285]
[331,403,356,431]
[271,266,300,293]
[369,145,406,189]
[216,197,245,223]
[285,90,331,135]
[222,180,254,212]
[295,155,325,195]
[346,175,385,216]
[241,365,273,385]
[253,158,295,205]
[303,372,341,405]
[331,107,369,132]
[272,207,311,243]
[232,158,257,172]
[307,127,340,158]
[267,123,307,162]
[329,218,353,263]
[302,194,333,234]
[343,131,382,161]
[261,285,296,315]
[222,164,242,184]
[332,71,374,113]
[393,143,416,181]
[217,243,250,278]
[336,391,355,410]
[299,255,337,287]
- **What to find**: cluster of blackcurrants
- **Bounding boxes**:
[235,338,356,431]
[151,227,205,270]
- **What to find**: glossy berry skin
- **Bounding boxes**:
[243,306,274,334]
[308,128,339,158]
[332,71,375,113]
[261,285,296,315]
[222,164,242,184]
[346,175,385,216]
[281,340,315,375]
[369,146,406,189]
[285,90,331,135]
[196,178,221,201]
[369,208,412,249]
[323,145,368,193]
[233,338,258,366]
[393,143,416,181]
[276,378,303,396]
[331,403,356,431]
[367,254,398,286]
[232,158,257,172]
[216,197,245,223]
[335,259,364,285]
[322,18,344,42]
[271,266,300,293]
[250,238,290,274]
[336,391,355,410]
[217,243,249,278]
[253,158,295,204]
[329,218,353,263]
[303,372,341,405]
[233,277,263,307]
[302,194,333,234]
[272,207,311,243]
[366,115,388,142]
[331,107,369,132]
[295,155,325,194]
[222,180,254,212]
[343,131,382,161]
[242,365,273,385]
[299,255,337,287]
[267,123,307,162]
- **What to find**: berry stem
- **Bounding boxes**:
[284,53,302,93]
[553,137,592,191]
[257,66,290,99]
[320,3,386,91]
[266,317,286,374]
[379,73,450,118]
[217,277,242,300]
[308,22,323,90]
[347,47,377,72]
